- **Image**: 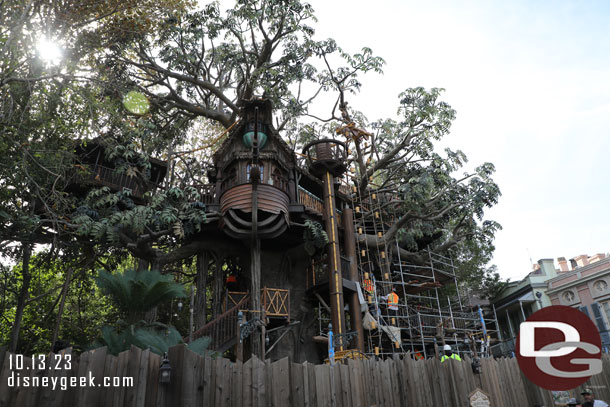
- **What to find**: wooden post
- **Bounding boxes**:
[342,208,365,352]
[195,252,208,330]
[250,107,263,359]
[188,285,194,343]
[211,253,224,319]
[323,171,346,350]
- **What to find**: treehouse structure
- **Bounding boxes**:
[67,98,498,363]
[177,98,501,363]
[70,140,167,201]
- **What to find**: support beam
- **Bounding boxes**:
[342,208,365,352]
[250,189,263,358]
[314,293,332,313]
[250,109,263,359]
[323,171,346,350]
[195,252,209,330]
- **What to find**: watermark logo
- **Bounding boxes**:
[516,305,602,390]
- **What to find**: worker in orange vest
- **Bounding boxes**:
[363,277,374,294]
[385,287,399,318]
[226,273,238,291]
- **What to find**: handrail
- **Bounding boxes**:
[188,293,250,349]
[298,186,324,215]
[193,183,217,205]
[261,287,290,319]
[298,186,343,226]
[74,164,159,198]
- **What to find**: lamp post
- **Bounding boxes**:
[159,353,171,384]
[236,311,244,362]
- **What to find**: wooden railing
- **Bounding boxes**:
[78,165,145,197]
[307,258,329,288]
[195,183,217,205]
[261,287,290,320]
[303,139,347,163]
[189,294,250,351]
[225,291,249,312]
[298,186,324,215]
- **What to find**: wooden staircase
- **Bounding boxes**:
[188,294,251,353]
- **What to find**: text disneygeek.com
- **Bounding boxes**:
[7,354,133,391]
[7,371,134,391]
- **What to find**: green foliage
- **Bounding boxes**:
[334,86,505,293]
[123,91,150,115]
[92,268,211,356]
[96,269,186,321]
[0,251,120,354]
[303,220,328,256]
[94,325,211,356]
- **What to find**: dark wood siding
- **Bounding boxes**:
[220,183,289,215]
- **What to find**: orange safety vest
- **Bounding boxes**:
[226,275,237,284]
[363,279,374,293]
[387,292,399,307]
[414,351,424,360]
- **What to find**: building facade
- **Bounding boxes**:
[546,254,610,347]
[491,259,556,356]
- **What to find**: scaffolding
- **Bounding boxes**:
[342,178,500,360]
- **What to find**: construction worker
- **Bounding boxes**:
[413,350,424,360]
[385,287,399,318]
[441,344,462,362]
[362,276,374,294]
[226,273,238,291]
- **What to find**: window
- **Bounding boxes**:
[594,280,608,293]
[603,301,610,326]
[246,164,263,182]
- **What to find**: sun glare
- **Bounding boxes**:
[36,37,62,65]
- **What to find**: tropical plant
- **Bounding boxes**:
[303,220,328,256]
[93,268,212,356]
[93,325,212,356]
[95,269,186,323]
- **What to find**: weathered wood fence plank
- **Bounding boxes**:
[3,346,608,406]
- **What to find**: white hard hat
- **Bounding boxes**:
[443,344,452,351]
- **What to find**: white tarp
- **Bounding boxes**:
[381,325,401,343]
[363,311,377,330]
[356,282,367,312]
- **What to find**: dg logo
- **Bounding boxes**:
[516,305,603,390]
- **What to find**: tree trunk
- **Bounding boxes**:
[250,238,262,358]
[9,243,32,353]
[137,257,158,323]
[195,252,209,330]
[51,267,74,350]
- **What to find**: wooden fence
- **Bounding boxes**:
[1,346,609,407]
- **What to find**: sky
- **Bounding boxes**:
[299,0,610,281]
